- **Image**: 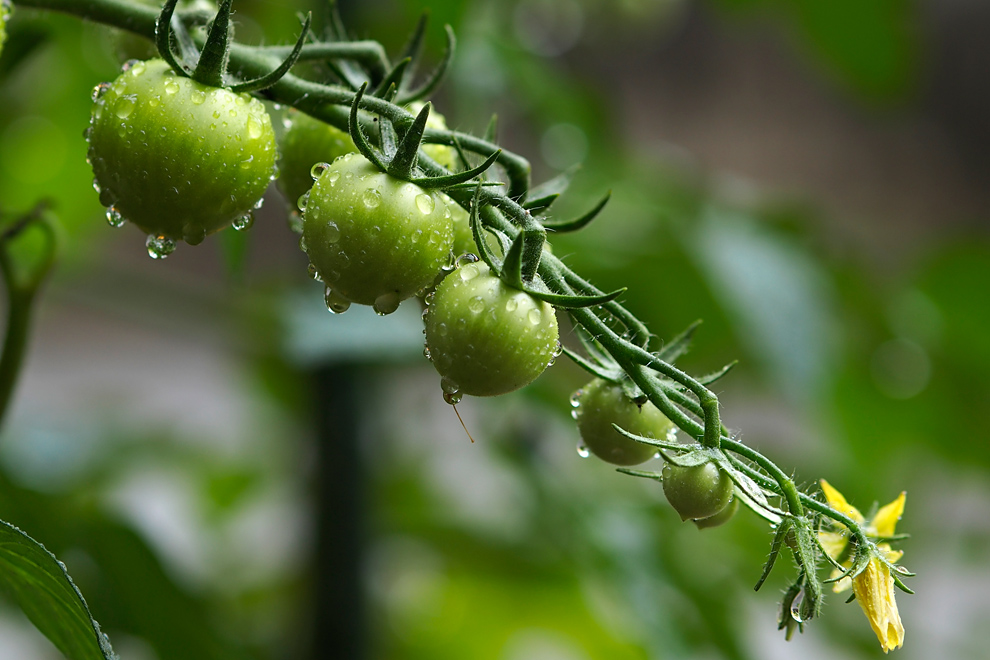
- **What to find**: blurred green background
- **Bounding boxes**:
[0,0,987,658]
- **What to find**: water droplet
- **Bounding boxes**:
[325,222,340,243]
[239,154,255,170]
[459,264,480,282]
[306,263,322,281]
[423,346,432,360]
[91,82,111,102]
[105,206,124,228]
[182,223,207,245]
[146,234,176,260]
[789,590,806,623]
[505,297,519,312]
[324,287,351,314]
[92,179,102,193]
[424,291,435,306]
[373,292,400,316]
[311,162,330,180]
[569,391,582,408]
[467,296,485,314]
[455,253,479,268]
[528,308,542,325]
[253,197,265,210]
[149,96,160,108]
[362,189,381,209]
[232,213,253,231]
[163,79,179,95]
[114,95,137,119]
[552,341,562,358]
[415,193,435,214]
[297,191,310,211]
[247,115,263,139]
[577,444,590,458]
[190,89,206,105]
[98,187,116,207]
[122,59,144,75]
[327,171,340,186]
[437,322,448,336]
[443,390,463,405]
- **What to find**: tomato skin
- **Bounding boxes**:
[692,496,739,529]
[424,261,559,397]
[277,109,355,210]
[574,378,673,466]
[303,152,454,310]
[662,462,734,521]
[88,59,277,244]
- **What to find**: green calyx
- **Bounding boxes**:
[155,0,310,91]
[347,83,500,186]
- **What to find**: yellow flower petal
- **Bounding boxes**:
[819,530,848,561]
[852,556,905,653]
[820,479,865,524]
[872,491,906,538]
[830,566,852,593]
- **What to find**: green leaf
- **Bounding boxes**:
[0,520,115,660]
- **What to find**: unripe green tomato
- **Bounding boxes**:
[88,59,277,246]
[692,495,739,529]
[573,378,674,466]
[302,152,454,313]
[277,109,355,210]
[408,101,459,171]
[662,462,734,522]
[424,261,559,399]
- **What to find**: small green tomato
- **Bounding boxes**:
[277,109,355,211]
[573,378,674,466]
[302,152,454,314]
[88,59,277,249]
[424,261,559,399]
[662,462,734,522]
[692,496,739,529]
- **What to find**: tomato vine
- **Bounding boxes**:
[0,0,914,651]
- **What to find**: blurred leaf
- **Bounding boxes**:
[0,519,115,660]
[712,0,919,99]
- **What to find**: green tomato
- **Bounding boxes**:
[573,378,674,466]
[424,261,559,399]
[662,462,734,522]
[692,496,739,529]
[88,59,277,253]
[277,109,355,211]
[302,152,454,314]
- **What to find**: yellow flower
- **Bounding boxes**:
[819,480,907,653]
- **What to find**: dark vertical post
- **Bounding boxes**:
[311,364,365,660]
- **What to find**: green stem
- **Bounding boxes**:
[0,288,32,430]
[721,438,803,517]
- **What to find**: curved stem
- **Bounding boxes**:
[0,287,32,430]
